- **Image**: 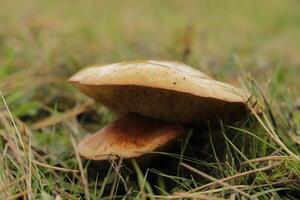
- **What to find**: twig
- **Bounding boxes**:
[180,162,256,200]
[32,100,94,129]
[26,132,32,200]
[188,163,278,192]
[146,193,225,200]
[109,158,124,200]
[71,135,90,200]
[241,156,296,165]
[32,160,79,173]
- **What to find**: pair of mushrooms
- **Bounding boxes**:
[69,60,247,161]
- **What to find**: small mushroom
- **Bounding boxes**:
[78,114,185,160]
[69,60,248,160]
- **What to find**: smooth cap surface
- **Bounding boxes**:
[70,60,248,124]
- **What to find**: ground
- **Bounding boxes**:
[0,0,300,199]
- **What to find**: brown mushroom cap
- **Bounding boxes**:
[69,60,248,124]
[77,114,185,160]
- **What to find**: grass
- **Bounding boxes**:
[0,0,300,199]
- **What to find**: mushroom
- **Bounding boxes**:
[78,114,185,160]
[69,60,248,160]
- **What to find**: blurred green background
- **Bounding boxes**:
[1,0,300,88]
